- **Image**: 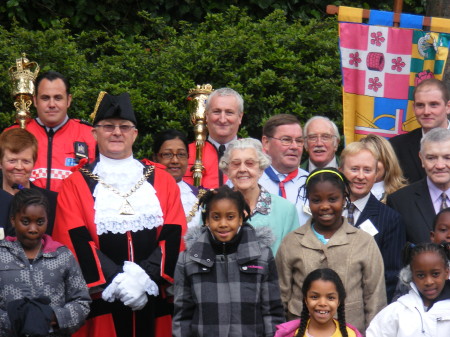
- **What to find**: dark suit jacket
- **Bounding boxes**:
[355,193,406,303]
[386,178,435,244]
[0,189,13,231]
[0,172,57,236]
[389,127,425,184]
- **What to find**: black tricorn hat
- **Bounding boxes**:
[92,92,137,125]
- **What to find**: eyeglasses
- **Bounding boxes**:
[95,124,136,133]
[269,136,304,147]
[226,159,260,169]
[305,134,336,143]
[158,152,188,160]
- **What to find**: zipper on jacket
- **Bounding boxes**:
[222,242,228,276]
[46,129,54,190]
[414,307,426,334]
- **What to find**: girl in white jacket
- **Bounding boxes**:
[366,242,450,337]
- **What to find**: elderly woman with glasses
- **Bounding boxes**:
[0,128,57,234]
[153,129,202,228]
[220,138,300,254]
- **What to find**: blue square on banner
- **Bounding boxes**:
[374,97,409,130]
[400,13,423,29]
[369,10,394,26]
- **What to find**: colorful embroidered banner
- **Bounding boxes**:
[339,14,450,144]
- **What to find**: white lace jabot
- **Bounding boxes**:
[93,154,164,235]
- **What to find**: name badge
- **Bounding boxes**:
[358,219,379,236]
[65,158,77,167]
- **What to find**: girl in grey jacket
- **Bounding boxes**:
[0,188,90,336]
[173,186,285,337]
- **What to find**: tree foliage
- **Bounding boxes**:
[0,0,425,35]
[0,7,342,158]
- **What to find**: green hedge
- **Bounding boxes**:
[0,7,342,158]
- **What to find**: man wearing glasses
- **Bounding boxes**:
[3,71,97,192]
[53,92,186,337]
[301,116,340,172]
[259,114,310,225]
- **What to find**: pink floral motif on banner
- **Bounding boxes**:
[391,57,406,72]
[368,77,382,92]
[371,31,385,46]
[414,70,435,86]
[349,52,362,66]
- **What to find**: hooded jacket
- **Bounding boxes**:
[173,224,285,337]
[366,281,450,337]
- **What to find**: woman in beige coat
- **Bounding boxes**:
[275,168,386,333]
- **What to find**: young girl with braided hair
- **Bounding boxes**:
[276,168,386,333]
[275,268,362,337]
[172,185,285,337]
[367,242,450,336]
[0,188,90,336]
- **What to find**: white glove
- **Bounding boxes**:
[116,261,159,311]
[102,272,126,302]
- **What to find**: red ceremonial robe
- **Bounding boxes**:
[52,160,187,337]
[183,140,228,188]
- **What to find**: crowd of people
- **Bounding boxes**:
[0,70,449,337]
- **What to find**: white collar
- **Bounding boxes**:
[92,156,164,235]
[308,156,338,171]
[351,192,371,212]
[207,136,237,149]
[36,115,69,132]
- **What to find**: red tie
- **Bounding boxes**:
[279,169,298,198]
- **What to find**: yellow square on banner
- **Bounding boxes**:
[411,44,422,59]
[409,72,418,86]
[430,17,450,33]
[343,92,375,144]
[423,60,435,71]
[437,46,450,61]
[338,6,364,23]
[404,100,420,131]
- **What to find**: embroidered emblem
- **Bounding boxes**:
[74,141,88,160]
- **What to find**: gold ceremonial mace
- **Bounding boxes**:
[8,53,40,129]
[187,84,214,187]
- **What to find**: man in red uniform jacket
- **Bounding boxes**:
[184,87,244,188]
[52,92,186,337]
[4,71,96,192]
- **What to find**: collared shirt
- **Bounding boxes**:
[259,165,310,226]
[343,193,371,225]
[308,156,339,172]
[207,136,237,151]
[427,177,450,214]
[421,120,450,137]
[371,181,385,201]
[36,115,69,132]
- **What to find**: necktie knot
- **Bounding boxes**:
[218,144,226,159]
